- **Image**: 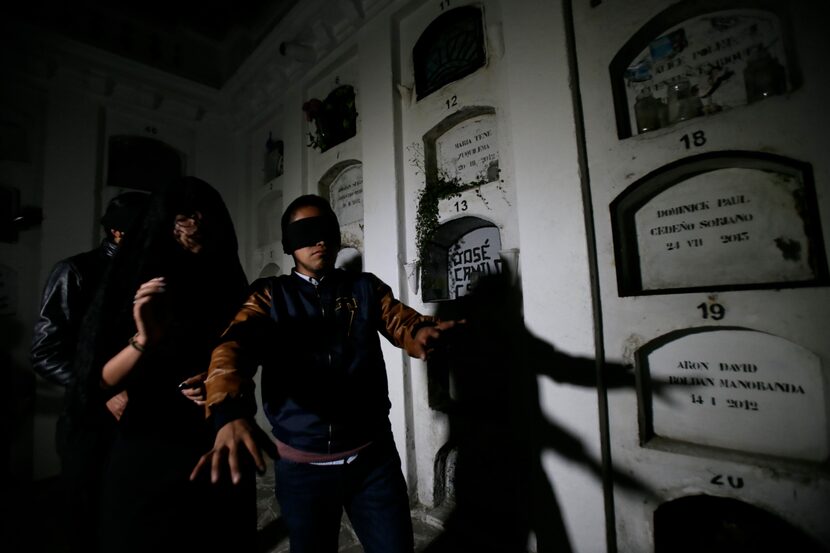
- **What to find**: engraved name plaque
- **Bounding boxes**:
[435,114,499,184]
[330,164,363,227]
[643,329,827,462]
[611,153,828,295]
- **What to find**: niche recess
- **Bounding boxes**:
[654,495,825,553]
[423,106,498,185]
[421,216,502,302]
[318,160,364,270]
[610,151,828,296]
[609,0,801,138]
[304,85,358,153]
[413,5,486,100]
[636,327,827,462]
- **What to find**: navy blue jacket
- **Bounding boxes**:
[207,269,434,454]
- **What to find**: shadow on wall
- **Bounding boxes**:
[424,271,649,553]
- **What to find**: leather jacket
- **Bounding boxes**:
[31,239,118,386]
[206,269,435,454]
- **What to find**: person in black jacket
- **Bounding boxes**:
[192,194,460,553]
[30,190,147,553]
[32,191,147,387]
[32,191,148,424]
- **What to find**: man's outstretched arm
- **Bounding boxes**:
[193,278,274,483]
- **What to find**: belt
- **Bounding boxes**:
[310,453,359,466]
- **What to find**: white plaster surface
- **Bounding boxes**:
[648,329,827,461]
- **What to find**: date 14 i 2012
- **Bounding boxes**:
[690,394,759,411]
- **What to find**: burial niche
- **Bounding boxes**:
[421,216,502,302]
[654,495,824,553]
[611,151,828,295]
[610,1,800,138]
[319,160,363,269]
[413,5,486,100]
[639,327,827,462]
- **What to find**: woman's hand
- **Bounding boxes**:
[179,372,207,406]
[105,390,129,421]
[132,277,169,348]
[101,278,170,389]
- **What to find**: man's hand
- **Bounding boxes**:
[190,418,265,485]
[105,390,129,421]
[412,320,464,361]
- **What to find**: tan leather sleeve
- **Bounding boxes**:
[204,280,273,413]
[374,275,436,357]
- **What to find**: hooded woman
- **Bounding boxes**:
[71,176,256,553]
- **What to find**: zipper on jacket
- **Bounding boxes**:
[317,281,333,453]
[315,284,333,368]
[315,285,326,318]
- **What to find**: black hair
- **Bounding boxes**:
[280,194,338,237]
[69,176,247,419]
[100,191,149,235]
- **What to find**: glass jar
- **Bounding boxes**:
[634,89,667,133]
[744,49,787,103]
[666,80,702,123]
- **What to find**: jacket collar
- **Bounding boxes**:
[292,268,344,288]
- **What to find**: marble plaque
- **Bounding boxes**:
[635,167,815,291]
[330,164,363,227]
[436,114,499,184]
[447,226,502,299]
[647,329,827,461]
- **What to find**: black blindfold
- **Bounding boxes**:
[282,215,341,254]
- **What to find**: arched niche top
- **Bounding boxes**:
[107,135,184,191]
[610,151,828,295]
[423,106,497,184]
[609,0,801,138]
[430,214,495,247]
[421,216,503,302]
[654,495,825,553]
[318,159,362,198]
[637,326,827,462]
[258,262,281,279]
[413,5,486,101]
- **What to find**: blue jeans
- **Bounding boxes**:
[275,434,414,553]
